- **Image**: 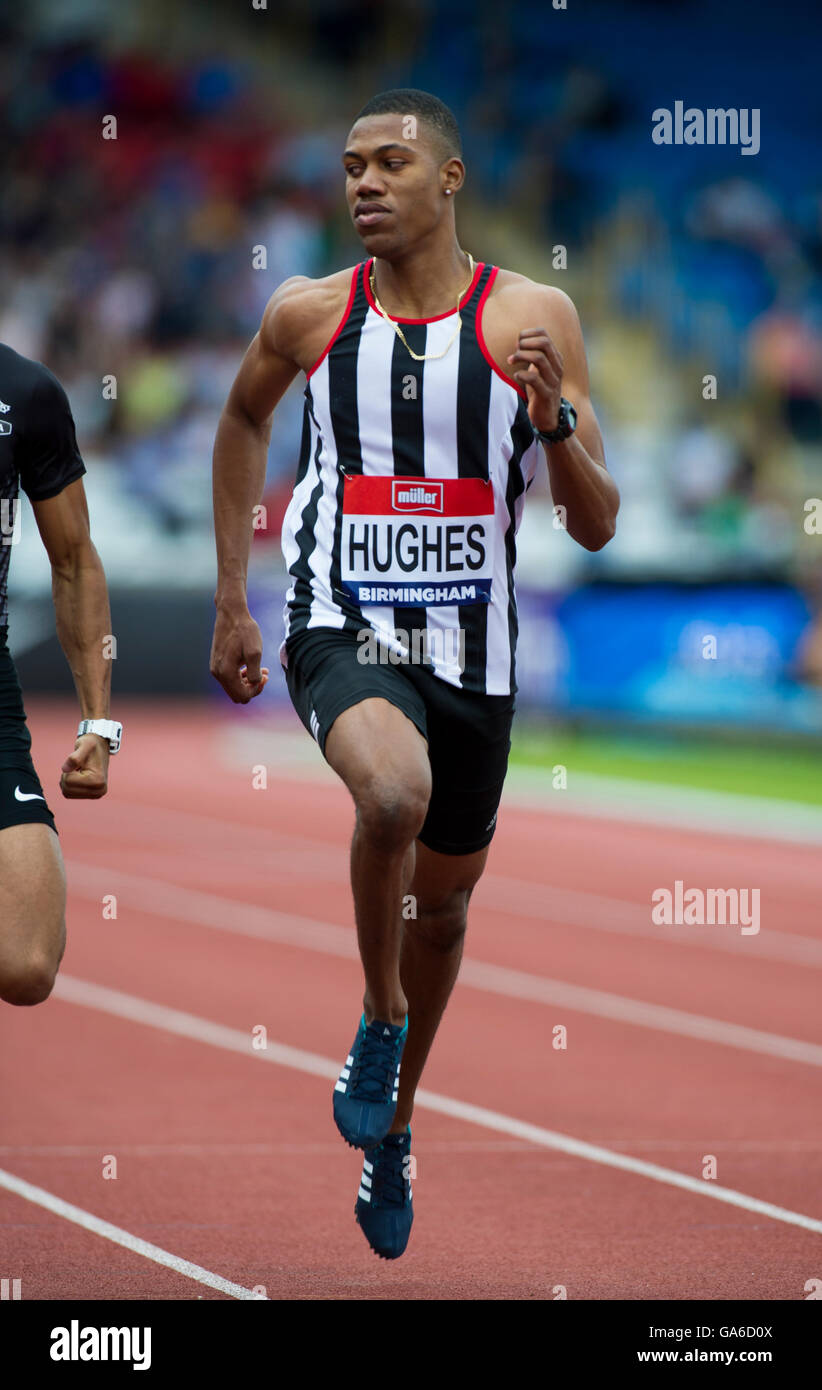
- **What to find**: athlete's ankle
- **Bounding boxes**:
[363,994,407,1028]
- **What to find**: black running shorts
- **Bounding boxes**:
[0,629,57,834]
[283,626,515,856]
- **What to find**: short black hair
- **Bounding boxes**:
[353,89,462,161]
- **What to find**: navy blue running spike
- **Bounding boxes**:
[355,1126,413,1260]
[333,1014,408,1149]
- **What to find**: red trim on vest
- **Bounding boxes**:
[363,257,485,324]
[475,265,527,402]
[305,264,360,380]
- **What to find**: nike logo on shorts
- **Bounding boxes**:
[14,786,45,802]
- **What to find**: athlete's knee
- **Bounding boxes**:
[356,775,430,853]
[409,889,471,953]
[0,944,60,1006]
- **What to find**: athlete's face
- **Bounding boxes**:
[343,115,463,257]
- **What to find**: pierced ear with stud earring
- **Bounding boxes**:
[445,188,453,195]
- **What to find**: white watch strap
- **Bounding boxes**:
[77,719,123,754]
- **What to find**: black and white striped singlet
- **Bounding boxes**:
[280,259,540,695]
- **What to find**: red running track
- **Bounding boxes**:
[1,699,821,1300]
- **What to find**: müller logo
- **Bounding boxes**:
[392,480,443,513]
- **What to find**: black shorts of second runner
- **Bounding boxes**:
[283,626,515,856]
[0,628,58,835]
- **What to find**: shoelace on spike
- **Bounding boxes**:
[369,1140,410,1208]
[349,1025,399,1102]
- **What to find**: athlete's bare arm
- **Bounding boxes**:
[210,270,353,703]
[31,477,112,798]
[484,274,619,551]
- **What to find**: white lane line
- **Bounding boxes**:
[4,1137,821,1157]
[458,960,822,1067]
[504,765,822,846]
[66,804,822,969]
[51,974,822,1238]
[0,1167,268,1301]
[479,875,822,971]
[68,864,822,1067]
[220,722,822,845]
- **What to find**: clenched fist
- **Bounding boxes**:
[61,733,109,799]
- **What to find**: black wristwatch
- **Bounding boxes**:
[532,397,578,445]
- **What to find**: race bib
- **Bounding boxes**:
[341,474,495,607]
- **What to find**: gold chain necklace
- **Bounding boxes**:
[369,254,475,362]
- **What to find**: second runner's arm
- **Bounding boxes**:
[31,478,113,798]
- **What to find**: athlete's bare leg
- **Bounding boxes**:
[0,823,66,1005]
[324,697,431,1027]
[390,840,487,1132]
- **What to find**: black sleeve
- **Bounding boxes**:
[18,366,87,502]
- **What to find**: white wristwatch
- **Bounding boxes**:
[77,718,123,754]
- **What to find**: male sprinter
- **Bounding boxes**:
[210,90,618,1259]
[0,344,120,1006]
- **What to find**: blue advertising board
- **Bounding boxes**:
[516,582,821,732]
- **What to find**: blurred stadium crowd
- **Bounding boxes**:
[3,0,822,695]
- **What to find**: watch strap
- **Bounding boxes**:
[78,718,122,755]
[533,397,577,445]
